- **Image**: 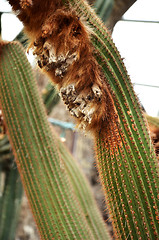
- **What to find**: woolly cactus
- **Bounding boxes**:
[73,2,159,239]
[2,0,159,239]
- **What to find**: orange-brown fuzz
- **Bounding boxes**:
[7,0,118,134]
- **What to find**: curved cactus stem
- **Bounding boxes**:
[56,133,110,239]
[0,41,110,240]
[65,0,159,239]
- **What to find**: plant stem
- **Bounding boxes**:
[66,0,159,238]
[0,41,110,239]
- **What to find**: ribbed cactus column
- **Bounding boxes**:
[56,135,110,240]
[0,41,110,240]
[0,134,23,240]
[67,0,159,239]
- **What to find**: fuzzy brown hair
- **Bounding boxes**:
[7,0,118,134]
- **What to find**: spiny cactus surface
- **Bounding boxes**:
[68,1,159,239]
[0,41,110,240]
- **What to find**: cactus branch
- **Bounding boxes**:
[69,1,159,239]
[0,41,110,239]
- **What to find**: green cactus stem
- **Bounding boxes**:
[66,0,159,239]
[0,131,23,240]
[42,83,60,115]
[55,132,110,239]
[0,163,23,240]
[94,0,114,22]
[0,41,110,240]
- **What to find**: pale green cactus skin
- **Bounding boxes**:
[0,41,110,240]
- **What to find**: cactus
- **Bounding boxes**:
[2,0,159,239]
[0,117,23,240]
[0,162,23,240]
[42,83,60,115]
[0,41,110,239]
[94,0,114,22]
[66,0,159,238]
[56,134,109,239]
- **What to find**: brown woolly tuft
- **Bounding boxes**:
[7,0,118,134]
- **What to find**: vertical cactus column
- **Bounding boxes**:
[0,41,110,240]
[0,129,23,240]
[67,0,159,239]
[56,135,110,240]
